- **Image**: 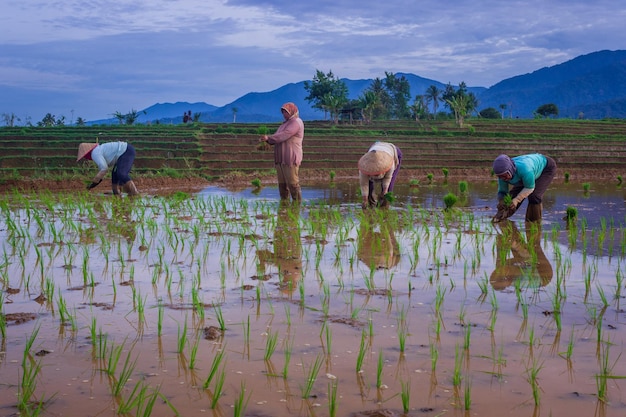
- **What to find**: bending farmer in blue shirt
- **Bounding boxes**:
[492,153,556,223]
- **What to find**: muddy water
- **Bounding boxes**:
[0,181,625,417]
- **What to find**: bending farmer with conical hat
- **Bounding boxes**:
[492,153,556,223]
[358,141,402,209]
[77,141,139,196]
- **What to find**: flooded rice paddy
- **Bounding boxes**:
[1,180,626,417]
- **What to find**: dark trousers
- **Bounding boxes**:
[510,156,556,205]
[112,144,135,186]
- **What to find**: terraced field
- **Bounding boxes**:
[1,119,625,188]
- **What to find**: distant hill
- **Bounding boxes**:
[88,49,626,124]
[477,49,626,118]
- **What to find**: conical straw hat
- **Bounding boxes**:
[77,143,97,161]
[358,150,393,176]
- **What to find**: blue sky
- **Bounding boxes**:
[1,0,624,123]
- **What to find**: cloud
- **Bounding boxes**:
[1,0,624,121]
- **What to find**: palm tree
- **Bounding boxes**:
[232,107,238,123]
[425,85,441,117]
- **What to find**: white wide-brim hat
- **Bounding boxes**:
[358,150,393,176]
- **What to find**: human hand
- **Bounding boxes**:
[259,135,268,142]
[87,179,102,190]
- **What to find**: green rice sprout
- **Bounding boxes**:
[400,379,411,413]
[233,381,251,417]
[203,348,226,390]
[301,354,323,398]
[376,348,384,388]
[264,330,279,361]
[328,381,338,417]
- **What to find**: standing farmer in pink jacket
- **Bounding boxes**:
[259,102,304,201]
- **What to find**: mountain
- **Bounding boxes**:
[88,50,626,124]
[477,49,626,118]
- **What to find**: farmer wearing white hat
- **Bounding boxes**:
[492,153,556,222]
[358,141,402,209]
[77,141,139,196]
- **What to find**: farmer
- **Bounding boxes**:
[490,220,552,290]
[77,141,139,196]
[358,141,402,209]
[492,153,556,222]
[259,102,304,201]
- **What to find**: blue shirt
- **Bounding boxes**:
[497,153,547,198]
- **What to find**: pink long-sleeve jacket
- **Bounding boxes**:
[267,102,304,166]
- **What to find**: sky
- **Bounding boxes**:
[1,0,624,123]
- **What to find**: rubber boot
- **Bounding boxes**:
[123,180,139,197]
[525,203,542,223]
[112,183,121,197]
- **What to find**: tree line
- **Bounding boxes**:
[303,69,559,126]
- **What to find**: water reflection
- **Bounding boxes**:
[357,213,401,270]
[490,220,553,290]
[256,203,302,293]
[198,181,626,230]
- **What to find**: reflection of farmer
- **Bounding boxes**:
[358,141,402,209]
[357,216,400,270]
[490,220,553,290]
[492,153,556,223]
[77,141,139,196]
[256,204,302,293]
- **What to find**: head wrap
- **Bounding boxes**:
[493,154,516,177]
[280,102,299,119]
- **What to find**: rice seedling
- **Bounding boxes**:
[157,302,164,337]
[452,344,463,387]
[376,348,384,389]
[189,335,201,369]
[18,327,44,414]
[443,192,458,211]
[356,330,367,373]
[328,381,338,417]
[430,343,439,373]
[400,379,411,413]
[463,376,472,410]
[301,354,323,399]
[526,357,543,406]
[203,348,226,390]
[214,305,226,331]
[463,322,472,350]
[233,381,250,417]
[283,336,293,379]
[264,330,279,361]
[210,365,226,409]
[177,320,188,354]
[596,284,609,308]
[112,350,138,397]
